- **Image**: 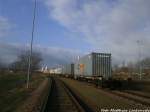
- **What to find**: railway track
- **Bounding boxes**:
[79,80,150,108]
[107,90,150,107]
[123,90,150,99]
[42,77,93,112]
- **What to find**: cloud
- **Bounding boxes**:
[0,43,81,67]
[0,16,13,38]
[44,0,150,64]
[0,15,81,67]
[34,45,82,67]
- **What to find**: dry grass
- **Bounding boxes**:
[0,71,45,112]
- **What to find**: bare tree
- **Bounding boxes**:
[141,57,150,68]
[0,59,6,69]
[0,61,3,69]
[10,51,42,71]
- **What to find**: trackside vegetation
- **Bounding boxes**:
[0,71,45,112]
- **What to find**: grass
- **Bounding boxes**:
[0,71,45,112]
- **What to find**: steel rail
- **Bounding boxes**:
[42,77,92,112]
[40,77,53,112]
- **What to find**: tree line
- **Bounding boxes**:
[0,51,42,72]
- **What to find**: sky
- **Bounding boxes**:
[0,0,150,67]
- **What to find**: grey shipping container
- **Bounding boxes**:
[74,52,111,79]
[62,63,74,76]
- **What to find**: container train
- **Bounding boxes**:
[60,52,132,89]
[61,52,112,80]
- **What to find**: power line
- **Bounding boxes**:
[27,0,37,88]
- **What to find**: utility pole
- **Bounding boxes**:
[27,0,37,88]
[77,56,80,76]
[137,40,142,80]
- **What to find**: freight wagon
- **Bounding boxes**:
[62,63,74,77]
[60,52,133,89]
[74,52,112,80]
